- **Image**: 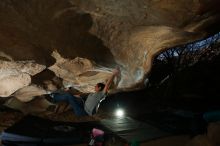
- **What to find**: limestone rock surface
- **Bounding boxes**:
[4,97,53,114]
[13,85,47,102]
[49,51,117,93]
[0,0,219,92]
[0,60,46,97]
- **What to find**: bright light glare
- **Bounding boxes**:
[115,109,125,117]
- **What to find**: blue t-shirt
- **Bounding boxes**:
[84,91,106,115]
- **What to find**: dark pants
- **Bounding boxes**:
[52,92,88,116]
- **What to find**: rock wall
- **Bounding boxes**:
[0,0,220,93]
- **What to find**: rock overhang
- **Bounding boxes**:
[0,0,220,97]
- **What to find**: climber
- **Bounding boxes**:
[46,67,120,116]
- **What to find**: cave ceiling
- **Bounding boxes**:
[0,0,220,99]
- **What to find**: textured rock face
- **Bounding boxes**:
[49,51,115,93]
[13,85,47,102]
[0,0,220,93]
[0,60,45,97]
[4,96,53,114]
[74,0,220,88]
